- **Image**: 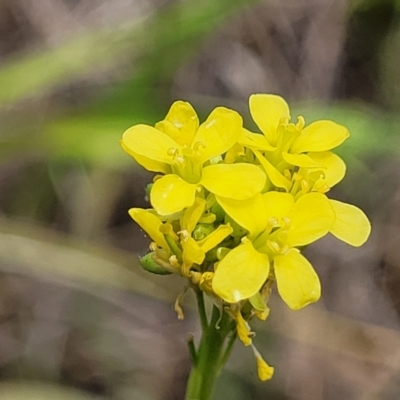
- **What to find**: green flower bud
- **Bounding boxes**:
[205,240,232,262]
[139,252,172,275]
[193,223,215,241]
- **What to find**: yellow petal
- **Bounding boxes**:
[128,208,169,250]
[236,310,252,346]
[286,193,334,247]
[253,149,291,191]
[239,129,275,151]
[307,151,346,188]
[224,143,245,164]
[249,94,290,146]
[254,352,274,381]
[262,192,295,220]
[194,107,242,163]
[155,100,199,146]
[255,306,270,321]
[121,140,171,173]
[282,152,322,168]
[290,120,349,153]
[212,242,269,303]
[182,237,205,266]
[216,194,267,236]
[122,124,179,164]
[181,197,206,234]
[151,175,197,215]
[329,200,371,246]
[274,249,321,310]
[197,224,233,253]
[201,163,266,200]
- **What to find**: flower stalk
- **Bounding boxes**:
[185,295,235,400]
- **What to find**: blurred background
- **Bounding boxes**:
[1,0,400,399]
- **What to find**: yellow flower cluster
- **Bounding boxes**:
[121,94,371,380]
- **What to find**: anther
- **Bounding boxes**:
[193,141,206,152]
[167,147,179,156]
[296,116,305,130]
[267,241,281,253]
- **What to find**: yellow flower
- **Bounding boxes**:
[213,192,335,309]
[122,101,266,215]
[213,190,370,309]
[241,94,350,191]
[287,151,347,197]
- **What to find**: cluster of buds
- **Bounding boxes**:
[121,94,370,380]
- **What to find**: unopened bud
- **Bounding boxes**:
[193,223,215,240]
[139,252,172,275]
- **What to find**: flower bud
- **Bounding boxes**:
[139,252,172,275]
[193,223,215,240]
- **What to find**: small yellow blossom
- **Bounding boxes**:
[241,94,350,191]
[212,192,334,309]
[122,101,266,215]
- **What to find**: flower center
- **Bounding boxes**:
[168,141,206,183]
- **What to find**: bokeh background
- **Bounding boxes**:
[1,0,400,399]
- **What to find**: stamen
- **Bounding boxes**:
[190,271,201,285]
[193,141,206,152]
[169,255,180,267]
[283,169,292,181]
[296,115,305,130]
[267,241,280,253]
[282,217,291,228]
[173,155,185,167]
[167,147,179,156]
[300,179,310,194]
[178,229,190,240]
[174,286,188,320]
[266,217,278,229]
[294,172,303,182]
[280,245,289,254]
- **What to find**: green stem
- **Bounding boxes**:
[217,330,237,375]
[196,289,208,332]
[185,304,235,400]
[187,334,197,365]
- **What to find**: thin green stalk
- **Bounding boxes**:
[217,330,237,375]
[187,334,197,365]
[185,304,235,400]
[196,288,208,332]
